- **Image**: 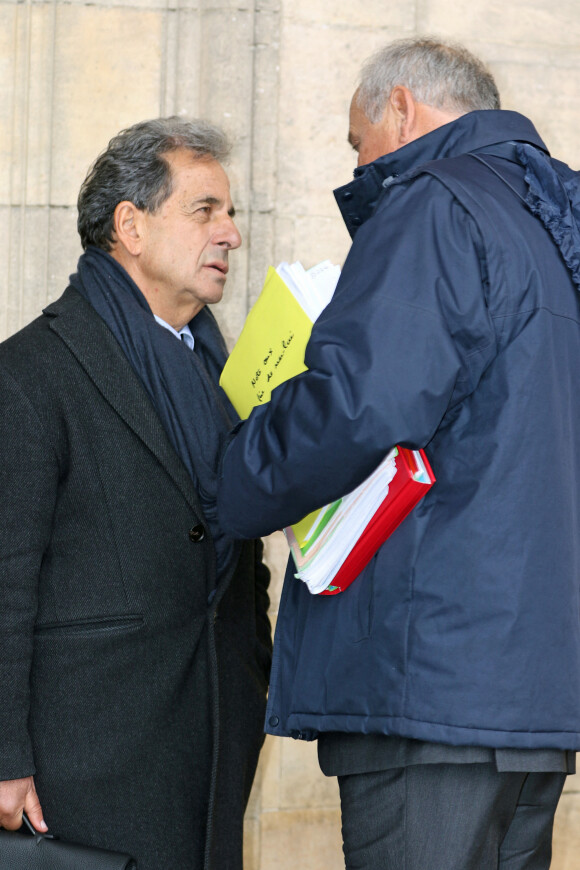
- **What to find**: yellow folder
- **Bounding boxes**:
[219,267,314,420]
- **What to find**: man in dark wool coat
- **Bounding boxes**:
[0,117,272,870]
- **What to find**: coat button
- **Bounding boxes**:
[269,715,279,727]
[188,524,205,543]
[342,190,353,200]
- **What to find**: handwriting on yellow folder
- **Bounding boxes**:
[220,266,323,420]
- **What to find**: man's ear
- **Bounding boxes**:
[389,85,417,146]
[112,201,144,257]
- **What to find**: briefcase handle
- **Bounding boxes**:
[22,812,56,840]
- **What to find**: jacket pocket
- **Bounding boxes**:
[34,615,144,637]
[344,558,376,643]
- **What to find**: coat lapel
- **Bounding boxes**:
[44,286,206,520]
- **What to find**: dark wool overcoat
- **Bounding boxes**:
[0,286,272,869]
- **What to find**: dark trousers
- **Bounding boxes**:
[338,763,566,870]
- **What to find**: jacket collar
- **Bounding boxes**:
[334,110,549,238]
[43,286,206,520]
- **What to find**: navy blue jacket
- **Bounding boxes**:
[218,110,580,749]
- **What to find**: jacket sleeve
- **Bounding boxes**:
[0,363,60,780]
[218,175,497,538]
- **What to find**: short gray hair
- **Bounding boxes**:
[357,37,500,122]
[77,116,231,251]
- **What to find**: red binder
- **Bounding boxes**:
[319,448,435,595]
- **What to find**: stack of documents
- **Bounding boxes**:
[276,260,340,321]
[219,261,435,596]
[286,447,434,595]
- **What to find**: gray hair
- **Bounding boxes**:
[77,116,231,251]
[357,37,500,122]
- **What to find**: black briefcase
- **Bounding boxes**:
[0,814,137,868]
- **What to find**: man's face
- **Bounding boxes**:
[348,93,401,166]
[135,149,241,324]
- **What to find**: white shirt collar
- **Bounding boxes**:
[154,314,195,350]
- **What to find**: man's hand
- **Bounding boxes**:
[0,777,48,832]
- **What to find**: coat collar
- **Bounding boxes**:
[334,110,549,238]
[43,285,206,520]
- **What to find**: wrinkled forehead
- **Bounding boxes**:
[165,148,228,183]
[165,149,234,206]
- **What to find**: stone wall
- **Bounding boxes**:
[2,1,580,867]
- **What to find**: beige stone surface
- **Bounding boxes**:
[198,7,254,146]
[418,0,580,47]
[25,4,57,207]
[493,56,580,167]
[279,738,339,809]
[50,6,165,206]
[53,0,192,8]
[2,206,52,338]
[260,807,343,870]
[161,9,203,118]
[259,735,284,812]
[553,771,580,868]
[243,816,261,870]
[0,206,14,339]
[46,206,84,302]
[293,214,352,271]
[275,21,392,217]
[246,2,282,298]
[553,790,580,870]
[0,4,17,205]
[288,0,416,27]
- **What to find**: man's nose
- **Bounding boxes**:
[217,216,242,250]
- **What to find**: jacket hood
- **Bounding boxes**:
[516,144,580,288]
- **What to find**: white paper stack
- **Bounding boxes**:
[276,260,341,322]
[284,450,399,594]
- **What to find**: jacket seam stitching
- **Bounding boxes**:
[0,361,60,466]
[491,305,580,325]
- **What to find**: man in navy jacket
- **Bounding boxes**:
[218,38,580,869]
